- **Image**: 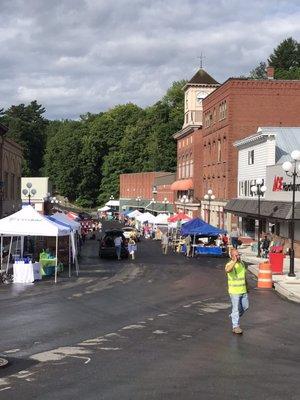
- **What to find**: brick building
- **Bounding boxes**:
[0,123,23,218]
[171,68,220,217]
[119,171,175,213]
[201,74,300,230]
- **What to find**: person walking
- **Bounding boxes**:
[225,248,249,334]
[161,233,168,255]
[229,229,239,249]
[128,237,136,260]
[114,235,123,260]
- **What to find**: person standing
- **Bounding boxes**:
[225,249,249,334]
[114,235,123,260]
[185,234,192,258]
[161,233,168,255]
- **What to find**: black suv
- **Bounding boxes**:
[99,229,129,259]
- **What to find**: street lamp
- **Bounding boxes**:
[136,196,142,209]
[109,195,114,201]
[204,189,215,224]
[162,197,169,213]
[251,178,267,258]
[180,194,189,214]
[151,197,156,213]
[22,182,36,205]
[282,150,300,277]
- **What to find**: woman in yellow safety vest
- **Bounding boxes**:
[225,248,249,334]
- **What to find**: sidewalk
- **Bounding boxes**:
[239,246,300,303]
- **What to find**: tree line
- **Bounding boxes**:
[0,37,299,207]
[0,81,185,207]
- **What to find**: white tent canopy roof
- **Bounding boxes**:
[127,210,142,218]
[136,212,156,223]
[52,212,81,232]
[105,200,119,207]
[154,213,169,225]
[98,206,111,212]
[0,206,70,237]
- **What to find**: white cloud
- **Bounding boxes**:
[0,0,299,119]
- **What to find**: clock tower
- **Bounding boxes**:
[183,68,219,128]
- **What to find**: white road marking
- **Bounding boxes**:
[147,317,154,321]
[4,348,20,354]
[0,378,10,386]
[105,333,122,338]
[153,330,168,335]
[71,355,91,364]
[157,313,168,317]
[121,324,145,330]
[99,347,121,351]
[183,304,191,308]
[30,346,92,362]
[0,387,11,392]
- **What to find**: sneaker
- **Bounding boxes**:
[232,326,243,334]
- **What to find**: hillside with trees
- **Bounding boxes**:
[0,80,186,207]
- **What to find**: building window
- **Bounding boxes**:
[219,100,227,120]
[239,181,244,196]
[4,172,9,200]
[217,139,221,162]
[190,161,194,177]
[11,174,15,200]
[248,150,254,165]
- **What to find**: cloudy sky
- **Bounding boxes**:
[1,0,300,120]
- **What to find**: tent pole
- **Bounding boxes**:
[0,235,3,271]
[55,236,58,283]
[6,236,13,273]
[68,234,71,278]
[192,234,196,257]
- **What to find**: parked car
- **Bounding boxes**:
[99,229,129,259]
[122,227,141,242]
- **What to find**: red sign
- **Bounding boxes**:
[273,176,283,191]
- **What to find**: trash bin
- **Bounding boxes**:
[269,252,284,274]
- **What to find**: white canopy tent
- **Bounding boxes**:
[0,206,77,283]
[154,213,169,225]
[136,212,156,224]
[98,206,111,212]
[52,212,81,232]
[127,210,142,218]
[105,200,119,207]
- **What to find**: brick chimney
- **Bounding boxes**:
[266,66,275,80]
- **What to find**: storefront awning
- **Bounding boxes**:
[170,179,194,191]
[224,198,300,220]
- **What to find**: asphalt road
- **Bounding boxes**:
[0,221,299,399]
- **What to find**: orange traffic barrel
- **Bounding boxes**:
[257,262,273,289]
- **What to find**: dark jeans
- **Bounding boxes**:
[231,237,238,249]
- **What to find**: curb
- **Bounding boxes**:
[244,258,300,304]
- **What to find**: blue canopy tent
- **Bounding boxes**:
[180,218,227,257]
[181,218,226,236]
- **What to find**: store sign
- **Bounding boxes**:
[273,176,300,192]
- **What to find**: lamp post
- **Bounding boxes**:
[282,150,300,277]
[162,197,169,213]
[180,194,188,214]
[250,178,267,258]
[204,189,215,224]
[151,197,156,213]
[136,196,142,210]
[109,195,114,201]
[22,182,36,205]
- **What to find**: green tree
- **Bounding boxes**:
[44,120,86,201]
[1,101,48,175]
[268,37,300,70]
[249,61,267,79]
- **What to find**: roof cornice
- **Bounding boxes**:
[173,125,201,140]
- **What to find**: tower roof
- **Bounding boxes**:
[186,68,219,87]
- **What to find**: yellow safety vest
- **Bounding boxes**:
[226,261,247,295]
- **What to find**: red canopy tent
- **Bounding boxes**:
[167,213,191,223]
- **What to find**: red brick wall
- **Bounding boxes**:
[120,172,168,199]
[202,79,300,201]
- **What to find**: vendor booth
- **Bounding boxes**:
[0,206,78,283]
[181,218,227,256]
